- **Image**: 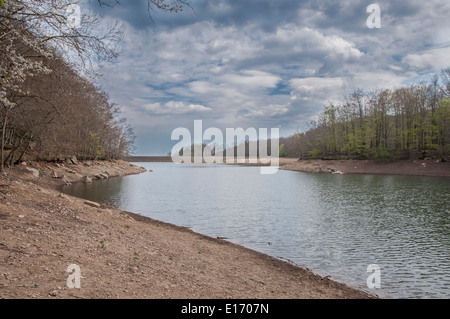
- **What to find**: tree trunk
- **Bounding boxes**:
[1,113,7,172]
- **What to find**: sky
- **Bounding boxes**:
[86,0,450,155]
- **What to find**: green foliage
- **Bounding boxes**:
[89,131,105,158]
[284,73,450,161]
[308,149,322,158]
[374,146,390,161]
[279,144,287,157]
[0,0,5,8]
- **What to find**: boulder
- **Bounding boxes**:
[65,173,84,184]
[70,156,79,165]
[62,175,71,185]
[84,200,100,208]
[51,170,65,179]
[26,167,40,178]
[82,176,92,183]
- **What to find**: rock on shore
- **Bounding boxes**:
[4,159,147,188]
[281,159,450,177]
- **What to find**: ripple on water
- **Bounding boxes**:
[61,163,450,299]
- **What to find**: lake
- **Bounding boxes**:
[61,162,450,299]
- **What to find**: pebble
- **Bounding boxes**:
[49,290,58,297]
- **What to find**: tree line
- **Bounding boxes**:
[0,0,189,171]
[279,70,450,161]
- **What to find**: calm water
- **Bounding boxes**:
[61,162,450,299]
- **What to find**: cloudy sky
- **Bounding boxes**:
[87,0,450,155]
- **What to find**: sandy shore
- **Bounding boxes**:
[280,159,450,177]
[0,159,374,299]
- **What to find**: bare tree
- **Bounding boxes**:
[0,1,121,169]
[441,68,450,97]
[0,0,191,170]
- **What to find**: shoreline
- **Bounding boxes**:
[280,159,450,177]
[0,159,375,299]
[123,156,449,177]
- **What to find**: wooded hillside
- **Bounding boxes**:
[0,1,164,170]
[280,71,450,161]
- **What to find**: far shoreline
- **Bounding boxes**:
[123,156,449,178]
[279,158,450,178]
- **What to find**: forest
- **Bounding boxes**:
[279,71,450,161]
[180,71,450,162]
[0,0,188,171]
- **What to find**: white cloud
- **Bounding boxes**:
[143,101,212,114]
[264,25,364,61]
[402,47,450,71]
[93,1,450,154]
[323,35,364,60]
[238,103,290,120]
[220,70,281,91]
[288,71,409,107]
[351,71,409,90]
[289,77,346,103]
